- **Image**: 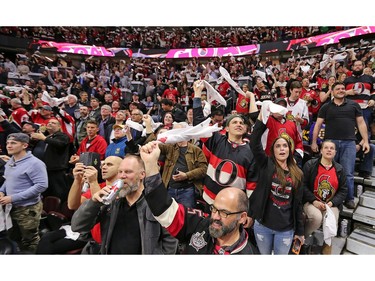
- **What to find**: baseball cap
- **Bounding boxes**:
[273,98,287,108]
[21,121,39,131]
[113,124,125,130]
[42,105,53,111]
[7,133,30,143]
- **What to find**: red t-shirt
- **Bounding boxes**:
[81,182,107,243]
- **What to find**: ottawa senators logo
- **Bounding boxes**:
[317,174,333,202]
[215,160,238,186]
[285,113,295,122]
[239,98,248,108]
[279,130,295,152]
[353,82,365,94]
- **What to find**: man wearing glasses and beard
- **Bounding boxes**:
[139,141,259,254]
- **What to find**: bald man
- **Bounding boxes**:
[140,141,259,254]
[67,155,123,210]
[36,156,123,254]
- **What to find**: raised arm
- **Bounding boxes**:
[192,80,207,126]
[67,162,85,210]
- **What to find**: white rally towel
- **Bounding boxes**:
[219,66,246,97]
[126,119,144,132]
[202,80,227,106]
[202,100,211,118]
[307,57,316,66]
[332,52,347,61]
[60,225,80,241]
[126,119,147,137]
[157,118,221,144]
[323,204,337,246]
[300,65,310,73]
[254,70,267,82]
[0,204,13,232]
[260,100,288,125]
[41,91,68,107]
[4,86,23,93]
[265,67,273,76]
[319,54,331,70]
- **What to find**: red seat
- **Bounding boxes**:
[59,201,75,221]
[43,196,61,214]
[66,248,83,254]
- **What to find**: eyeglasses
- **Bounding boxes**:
[209,205,245,218]
[131,113,141,116]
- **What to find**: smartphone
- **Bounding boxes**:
[291,238,302,255]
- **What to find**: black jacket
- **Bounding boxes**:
[99,116,116,144]
[43,131,71,171]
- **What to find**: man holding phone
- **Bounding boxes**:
[30,118,71,202]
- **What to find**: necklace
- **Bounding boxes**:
[278,162,288,171]
[320,161,332,170]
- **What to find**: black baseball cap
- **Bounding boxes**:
[21,121,39,131]
[273,98,287,108]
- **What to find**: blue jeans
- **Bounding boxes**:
[362,108,373,138]
[358,143,375,174]
[332,140,356,201]
[253,220,294,255]
[167,186,196,208]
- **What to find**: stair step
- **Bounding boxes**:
[352,206,375,226]
[346,225,375,254]
[359,191,375,209]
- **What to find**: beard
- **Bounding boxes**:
[208,218,238,238]
[352,69,363,76]
[118,179,139,198]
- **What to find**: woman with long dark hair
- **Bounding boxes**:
[249,110,305,254]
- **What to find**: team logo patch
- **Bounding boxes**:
[189,231,207,252]
[239,99,248,108]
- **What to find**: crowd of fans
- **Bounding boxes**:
[0,27,374,255]
[0,26,348,49]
